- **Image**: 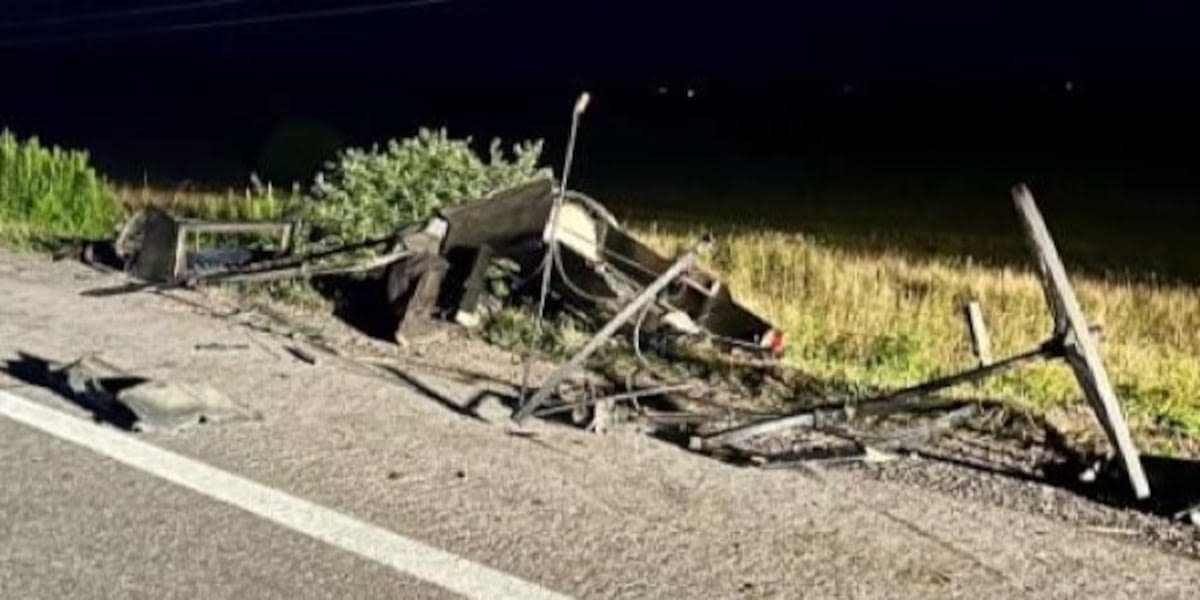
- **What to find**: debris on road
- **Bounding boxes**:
[115,379,257,433]
[118,206,296,283]
[194,342,251,352]
[85,168,1167,510]
[65,98,1174,516]
[284,345,319,365]
[39,354,259,432]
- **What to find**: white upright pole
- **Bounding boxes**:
[534,92,591,326]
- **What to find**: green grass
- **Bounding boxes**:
[0,130,118,245]
[634,224,1200,455]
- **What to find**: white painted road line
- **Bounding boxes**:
[0,390,571,600]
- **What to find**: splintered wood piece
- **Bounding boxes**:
[964,300,994,366]
[1011,183,1150,499]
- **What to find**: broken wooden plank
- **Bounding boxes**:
[387,252,451,342]
[964,300,993,367]
[200,249,413,285]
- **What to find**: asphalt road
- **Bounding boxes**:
[1,248,1198,599]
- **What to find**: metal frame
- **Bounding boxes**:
[171,219,295,280]
[512,236,712,424]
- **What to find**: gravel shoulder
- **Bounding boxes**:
[1,248,1197,599]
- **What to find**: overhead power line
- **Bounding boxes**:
[0,0,452,49]
[0,0,252,30]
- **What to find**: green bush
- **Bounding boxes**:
[0,129,118,242]
[307,128,550,246]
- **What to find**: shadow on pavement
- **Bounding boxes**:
[1,351,145,430]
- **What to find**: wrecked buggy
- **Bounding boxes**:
[384,178,784,355]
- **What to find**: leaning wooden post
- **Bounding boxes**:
[1011,183,1150,499]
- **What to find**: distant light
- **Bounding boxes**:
[686,88,696,98]
[842,83,854,94]
[657,86,669,95]
[1064,80,1075,92]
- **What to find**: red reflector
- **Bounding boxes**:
[765,330,785,355]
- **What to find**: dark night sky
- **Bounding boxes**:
[3,1,1200,216]
[5,1,1200,90]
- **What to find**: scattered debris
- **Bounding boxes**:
[52,354,258,432]
[69,92,1183,530]
[761,445,898,470]
[513,235,714,423]
[116,380,255,433]
[284,345,318,365]
[1085,525,1141,537]
[119,206,295,283]
[194,342,250,352]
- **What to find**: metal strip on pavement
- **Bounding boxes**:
[0,390,570,600]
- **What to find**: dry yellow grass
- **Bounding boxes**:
[634,224,1200,455]
[113,183,301,222]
